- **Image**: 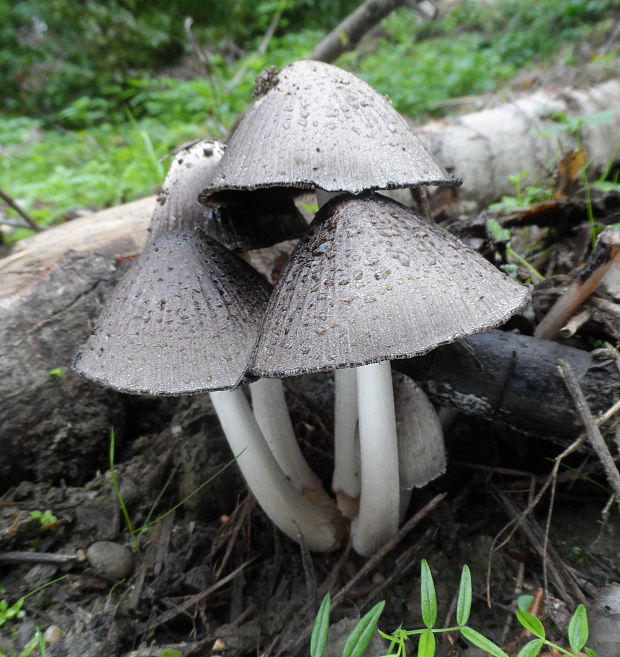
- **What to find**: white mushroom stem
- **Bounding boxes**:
[250,378,331,504]
[332,368,360,518]
[210,388,339,552]
[351,361,400,556]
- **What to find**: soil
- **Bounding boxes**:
[2,27,620,657]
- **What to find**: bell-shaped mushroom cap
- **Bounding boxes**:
[252,194,529,377]
[201,60,460,199]
[153,139,308,250]
[74,229,271,395]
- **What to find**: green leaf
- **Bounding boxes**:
[517,595,534,612]
[460,627,509,657]
[516,638,544,657]
[161,651,183,657]
[456,565,472,627]
[568,603,588,652]
[420,560,437,629]
[515,610,545,639]
[311,594,330,657]
[584,648,599,657]
[418,629,435,657]
[342,601,385,657]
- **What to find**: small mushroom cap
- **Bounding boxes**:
[251,194,529,377]
[153,139,307,250]
[74,229,270,395]
[201,60,460,200]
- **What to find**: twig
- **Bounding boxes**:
[183,17,225,135]
[559,308,592,338]
[558,359,620,514]
[0,550,82,565]
[535,226,620,340]
[226,7,283,93]
[139,559,253,633]
[0,187,42,233]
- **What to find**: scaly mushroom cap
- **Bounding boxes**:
[251,194,529,377]
[74,230,270,395]
[153,139,307,250]
[201,60,460,200]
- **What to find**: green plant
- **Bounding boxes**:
[29,510,57,527]
[487,218,544,282]
[310,561,600,657]
[310,594,385,657]
[109,428,238,554]
[0,577,66,628]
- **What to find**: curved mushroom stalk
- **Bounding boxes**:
[210,388,341,552]
[250,378,332,506]
[351,361,400,556]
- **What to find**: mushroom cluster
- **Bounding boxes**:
[75,60,528,556]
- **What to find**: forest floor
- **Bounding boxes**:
[1,37,620,657]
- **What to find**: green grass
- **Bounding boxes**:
[1,0,619,242]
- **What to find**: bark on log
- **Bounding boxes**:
[397,330,619,443]
[0,250,130,486]
[418,78,620,208]
[0,196,154,299]
[310,0,411,63]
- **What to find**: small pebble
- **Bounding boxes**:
[44,625,63,645]
[86,541,133,580]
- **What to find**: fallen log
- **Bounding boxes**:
[418,78,620,208]
[0,196,154,300]
[398,330,619,442]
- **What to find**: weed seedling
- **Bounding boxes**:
[0,576,67,628]
[310,561,600,657]
[487,218,544,282]
[29,510,58,528]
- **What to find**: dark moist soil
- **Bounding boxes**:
[1,184,619,657]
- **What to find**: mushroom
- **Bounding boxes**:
[199,60,462,535]
[73,140,340,551]
[251,193,529,554]
[200,60,460,200]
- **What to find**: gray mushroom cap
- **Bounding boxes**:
[74,229,271,395]
[251,193,529,378]
[200,60,460,200]
[154,139,308,250]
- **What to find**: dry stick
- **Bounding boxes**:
[486,436,584,606]
[486,393,620,605]
[558,359,620,514]
[491,486,584,605]
[226,7,283,92]
[534,226,620,340]
[0,187,42,232]
[485,396,620,600]
[140,559,252,633]
[0,550,81,565]
[559,308,592,338]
